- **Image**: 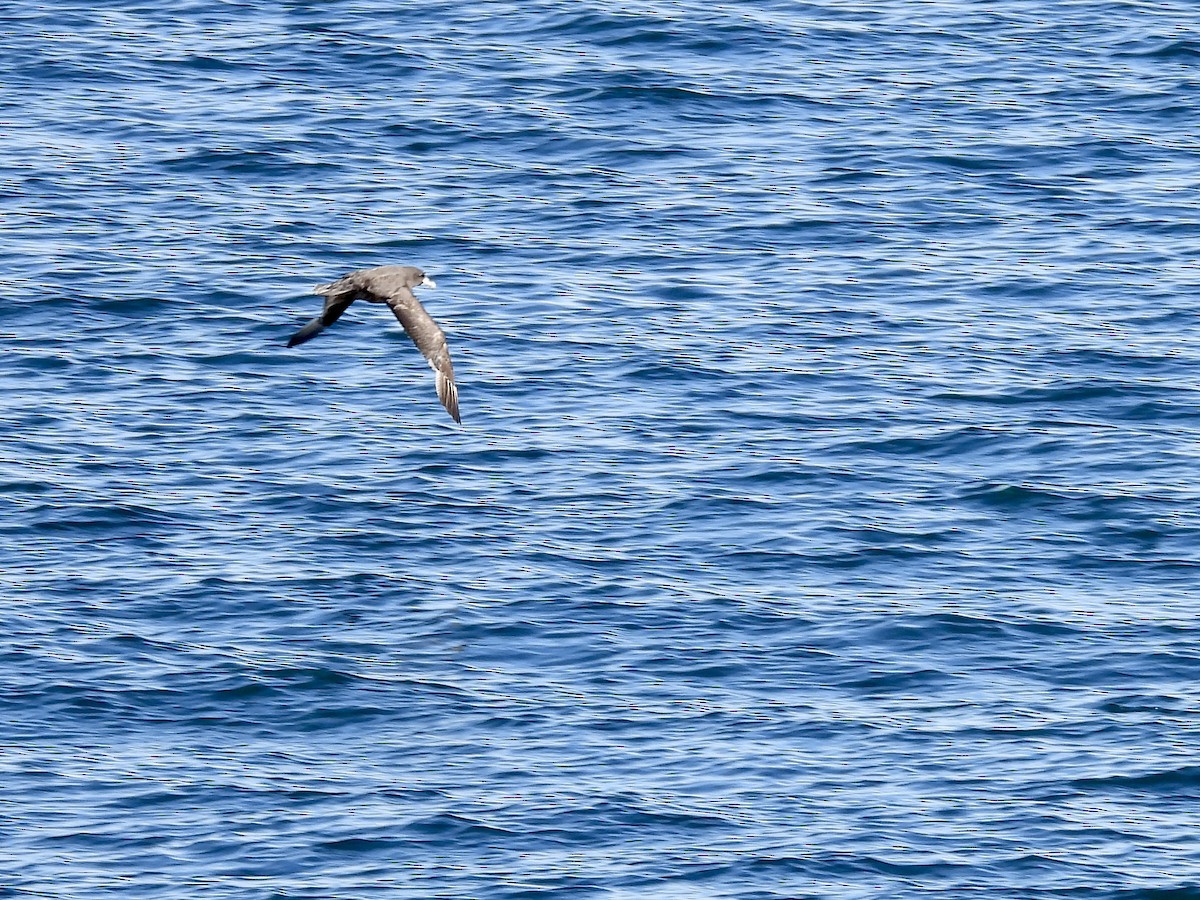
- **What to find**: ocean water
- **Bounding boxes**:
[3,0,1200,896]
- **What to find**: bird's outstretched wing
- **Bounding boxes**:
[384,288,461,424]
[286,283,358,348]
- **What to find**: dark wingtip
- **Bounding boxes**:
[286,319,324,348]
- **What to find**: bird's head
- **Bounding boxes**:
[412,268,436,290]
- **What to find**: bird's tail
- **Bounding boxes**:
[286,316,326,348]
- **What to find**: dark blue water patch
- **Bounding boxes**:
[927,381,1189,413]
[1117,38,1200,60]
[1095,692,1197,717]
[17,499,187,534]
[836,424,1020,461]
[156,146,307,176]
[1069,764,1200,794]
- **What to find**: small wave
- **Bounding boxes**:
[1115,39,1200,60]
[1069,764,1200,792]
[957,480,1072,510]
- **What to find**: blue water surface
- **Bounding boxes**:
[3,1,1200,897]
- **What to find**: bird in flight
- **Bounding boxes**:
[286,265,461,423]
